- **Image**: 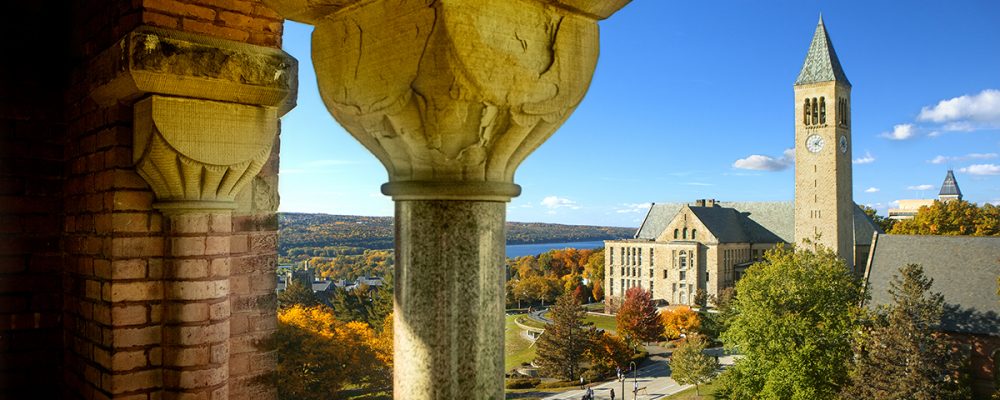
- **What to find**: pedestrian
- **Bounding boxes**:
[610,388,615,400]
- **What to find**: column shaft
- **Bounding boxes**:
[162,211,232,399]
[394,201,506,400]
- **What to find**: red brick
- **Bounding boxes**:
[112,326,161,348]
[182,19,250,42]
[250,3,281,20]
[145,0,216,20]
[218,10,252,27]
[105,281,162,302]
[112,191,152,211]
[102,368,160,393]
[111,237,163,258]
[111,305,147,326]
[203,0,252,14]
[112,169,148,190]
[111,259,146,280]
[164,302,209,322]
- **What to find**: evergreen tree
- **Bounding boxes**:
[841,264,970,400]
[718,245,861,400]
[278,280,320,309]
[670,334,718,395]
[331,284,374,324]
[370,272,394,331]
[534,292,595,381]
[616,287,664,346]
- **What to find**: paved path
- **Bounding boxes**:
[541,347,736,400]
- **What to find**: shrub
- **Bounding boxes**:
[504,378,541,389]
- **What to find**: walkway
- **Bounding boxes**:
[541,347,735,400]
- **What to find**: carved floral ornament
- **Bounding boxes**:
[266,0,629,201]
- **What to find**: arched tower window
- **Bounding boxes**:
[691,229,697,240]
[819,97,826,124]
[682,228,688,239]
[673,229,679,239]
[811,97,819,125]
[804,98,811,125]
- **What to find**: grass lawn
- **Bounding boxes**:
[515,315,547,330]
[505,315,537,371]
[583,313,617,333]
[661,378,722,399]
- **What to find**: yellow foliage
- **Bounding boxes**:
[661,306,701,340]
[274,305,392,399]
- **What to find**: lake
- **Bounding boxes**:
[505,240,606,258]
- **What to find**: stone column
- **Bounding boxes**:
[263,1,627,398]
[89,27,295,398]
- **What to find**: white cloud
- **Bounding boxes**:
[929,153,998,164]
[959,164,1000,175]
[907,184,935,191]
[615,203,652,214]
[917,89,1000,128]
[733,148,794,171]
[864,187,880,193]
[853,151,875,164]
[541,196,580,210]
[880,124,916,140]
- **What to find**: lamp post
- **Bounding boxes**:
[630,361,638,399]
[617,367,625,400]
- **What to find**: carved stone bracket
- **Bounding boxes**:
[266,0,628,201]
[133,95,278,210]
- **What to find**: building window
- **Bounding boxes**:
[706,272,709,282]
[649,268,653,277]
[673,229,679,239]
[683,228,688,239]
[650,248,655,266]
[680,271,687,281]
[819,96,826,124]
[650,280,654,292]
[663,269,668,279]
[609,247,613,264]
[679,252,688,270]
[621,267,624,276]
[638,249,642,265]
[804,98,811,125]
[691,229,697,240]
[620,248,624,264]
[609,279,613,296]
[812,97,819,125]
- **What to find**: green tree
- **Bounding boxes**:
[841,264,969,400]
[534,292,595,381]
[331,284,374,324]
[861,204,897,233]
[278,280,320,309]
[718,245,862,400]
[369,272,394,331]
[616,287,664,347]
[671,334,718,396]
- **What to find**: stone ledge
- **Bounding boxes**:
[87,26,297,115]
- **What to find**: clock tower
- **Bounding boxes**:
[794,15,855,270]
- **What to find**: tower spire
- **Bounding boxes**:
[795,15,850,86]
[938,169,963,201]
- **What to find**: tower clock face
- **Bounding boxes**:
[806,134,824,153]
[839,135,848,153]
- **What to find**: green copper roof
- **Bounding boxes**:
[795,15,850,86]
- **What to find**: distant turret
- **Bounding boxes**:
[938,169,963,202]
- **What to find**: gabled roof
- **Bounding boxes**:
[853,204,882,246]
[794,15,851,86]
[864,234,1000,336]
[939,169,962,197]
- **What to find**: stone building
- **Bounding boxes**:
[888,169,964,220]
[0,1,630,399]
[604,17,880,307]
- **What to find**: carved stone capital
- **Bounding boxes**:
[88,26,297,115]
[266,0,626,200]
[133,96,278,210]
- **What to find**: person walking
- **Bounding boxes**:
[610,388,615,400]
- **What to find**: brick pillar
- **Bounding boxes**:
[161,210,233,398]
[261,0,627,397]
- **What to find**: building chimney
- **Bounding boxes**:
[707,199,716,207]
[695,199,706,207]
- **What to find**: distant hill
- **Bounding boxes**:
[278,212,634,258]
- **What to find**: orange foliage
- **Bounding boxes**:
[661,306,701,340]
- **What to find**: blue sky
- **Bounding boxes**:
[277,1,1000,227]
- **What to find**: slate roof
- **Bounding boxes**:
[635,201,879,246]
[939,169,962,198]
[864,234,1000,336]
[794,15,851,86]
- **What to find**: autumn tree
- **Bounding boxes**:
[616,287,664,346]
[270,305,391,399]
[278,280,320,309]
[718,245,862,400]
[661,306,700,340]
[535,292,595,381]
[586,331,631,378]
[670,334,718,396]
[890,200,999,236]
[841,264,969,400]
[331,284,374,324]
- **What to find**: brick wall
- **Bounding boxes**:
[0,2,69,398]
